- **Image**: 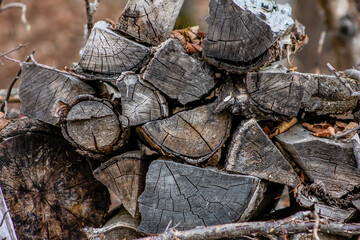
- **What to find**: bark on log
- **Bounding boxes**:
[0,119,110,239]
[93,151,149,218]
[314,204,356,223]
[0,185,17,240]
[61,96,129,157]
[137,104,231,164]
[203,0,307,73]
[226,119,299,188]
[276,124,360,198]
[137,160,269,235]
[19,62,95,126]
[143,39,216,105]
[117,0,185,45]
[116,72,168,127]
[76,21,150,78]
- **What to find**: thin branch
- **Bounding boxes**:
[0,2,30,30]
[0,43,28,59]
[332,124,360,140]
[84,0,100,39]
[327,63,360,97]
[315,31,326,74]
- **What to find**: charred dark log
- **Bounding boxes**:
[93,151,149,218]
[0,118,110,239]
[19,62,94,126]
[143,39,216,105]
[116,72,168,127]
[117,0,185,45]
[137,160,269,235]
[137,104,231,164]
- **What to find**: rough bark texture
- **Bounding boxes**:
[143,39,216,105]
[138,104,231,164]
[117,0,185,45]
[76,21,150,77]
[276,124,360,198]
[226,119,299,188]
[138,160,267,235]
[116,72,168,127]
[93,151,149,218]
[19,62,95,126]
[0,120,109,239]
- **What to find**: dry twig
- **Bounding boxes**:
[84,0,100,39]
[0,2,30,30]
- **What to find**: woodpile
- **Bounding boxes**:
[1,0,360,239]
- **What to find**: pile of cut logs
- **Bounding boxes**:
[1,0,360,239]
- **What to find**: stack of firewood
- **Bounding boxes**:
[1,0,360,239]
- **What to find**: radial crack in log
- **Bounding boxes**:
[203,0,307,73]
[0,121,109,239]
[276,124,360,198]
[117,0,185,45]
[137,160,267,235]
[137,103,231,164]
[116,72,168,126]
[226,119,299,188]
[93,151,149,218]
[76,21,150,78]
[143,39,216,105]
[19,62,95,126]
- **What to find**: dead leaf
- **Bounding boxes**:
[302,122,335,138]
[0,112,9,131]
[269,117,297,138]
[343,122,359,138]
[312,126,335,137]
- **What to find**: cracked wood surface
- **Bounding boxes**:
[116,72,168,127]
[137,103,231,164]
[117,0,185,45]
[77,21,150,76]
[137,160,266,234]
[0,122,109,239]
[143,39,216,105]
[276,124,360,198]
[19,62,95,126]
[226,119,299,188]
[93,151,149,218]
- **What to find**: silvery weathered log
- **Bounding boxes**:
[203,0,307,73]
[143,39,216,105]
[0,118,109,239]
[276,124,360,198]
[226,119,299,188]
[19,62,94,126]
[117,0,185,45]
[0,185,17,240]
[137,104,231,164]
[93,151,149,218]
[76,21,150,78]
[116,72,168,127]
[138,160,269,234]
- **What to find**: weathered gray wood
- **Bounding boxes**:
[203,0,305,73]
[143,39,216,105]
[247,68,311,117]
[276,124,360,198]
[138,160,268,234]
[0,120,109,239]
[116,72,168,126]
[76,21,150,77]
[226,119,299,188]
[117,0,185,45]
[62,96,129,156]
[0,185,18,240]
[292,233,347,240]
[93,151,149,218]
[314,204,356,223]
[19,62,94,126]
[137,104,231,164]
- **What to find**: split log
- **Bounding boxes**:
[60,96,130,157]
[137,160,269,235]
[93,151,149,218]
[143,39,216,105]
[137,103,231,164]
[226,119,299,188]
[116,72,168,127]
[19,62,95,126]
[76,21,150,78]
[83,207,143,239]
[117,0,185,45]
[0,185,17,240]
[314,204,356,223]
[276,124,360,198]
[0,119,109,239]
[203,0,307,73]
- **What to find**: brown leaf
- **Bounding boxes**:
[186,42,198,54]
[335,121,347,129]
[312,126,335,137]
[0,112,9,131]
[344,122,359,138]
[269,117,297,138]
